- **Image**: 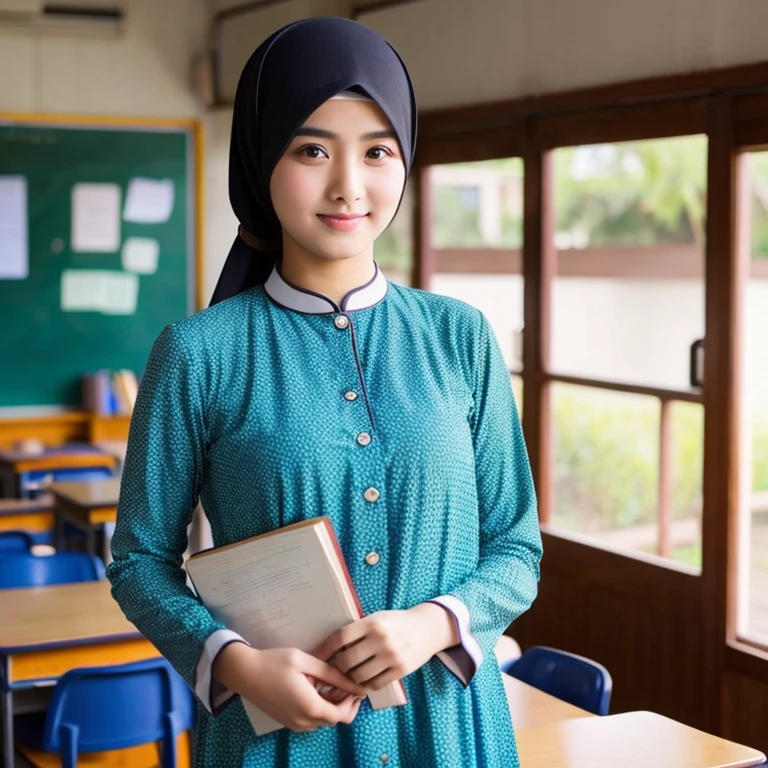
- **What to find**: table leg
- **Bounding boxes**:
[1,688,14,768]
[86,525,96,557]
[55,514,64,551]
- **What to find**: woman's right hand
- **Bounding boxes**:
[212,642,366,732]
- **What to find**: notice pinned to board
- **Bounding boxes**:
[122,237,159,275]
[61,269,139,315]
[0,176,29,280]
[123,178,175,224]
[71,183,121,253]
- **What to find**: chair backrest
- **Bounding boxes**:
[0,552,105,588]
[41,658,194,768]
[0,530,35,553]
[508,645,613,715]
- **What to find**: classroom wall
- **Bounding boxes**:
[360,0,768,110]
[0,0,205,116]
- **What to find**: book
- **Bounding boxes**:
[185,516,408,735]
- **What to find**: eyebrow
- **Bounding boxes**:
[293,126,398,142]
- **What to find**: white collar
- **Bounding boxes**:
[264,262,389,314]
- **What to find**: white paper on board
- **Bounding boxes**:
[61,269,138,315]
[123,178,175,223]
[71,183,121,253]
[121,237,159,275]
[0,176,29,280]
[100,271,139,315]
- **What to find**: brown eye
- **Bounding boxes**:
[367,146,392,161]
[299,145,328,159]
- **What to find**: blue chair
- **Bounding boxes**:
[0,552,105,588]
[507,645,613,715]
[15,658,194,768]
[0,530,35,553]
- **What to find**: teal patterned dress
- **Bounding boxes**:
[107,264,542,768]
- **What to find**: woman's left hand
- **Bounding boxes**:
[312,603,457,692]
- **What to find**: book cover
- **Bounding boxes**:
[186,516,408,735]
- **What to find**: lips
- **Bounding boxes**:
[317,214,368,232]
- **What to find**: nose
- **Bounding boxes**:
[328,154,364,205]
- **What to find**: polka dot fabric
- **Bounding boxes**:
[107,281,543,768]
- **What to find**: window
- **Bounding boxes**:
[375,180,414,286]
[549,137,707,568]
[427,159,524,372]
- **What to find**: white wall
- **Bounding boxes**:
[203,109,237,302]
[0,0,205,116]
[216,0,350,104]
[359,0,768,109]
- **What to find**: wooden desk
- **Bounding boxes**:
[515,710,767,768]
[0,495,54,542]
[50,478,121,557]
[503,675,595,730]
[0,581,161,768]
[0,447,116,499]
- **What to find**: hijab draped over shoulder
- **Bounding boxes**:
[210,16,418,306]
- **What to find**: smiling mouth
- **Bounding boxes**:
[317,214,368,232]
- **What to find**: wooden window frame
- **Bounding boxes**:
[413,65,768,733]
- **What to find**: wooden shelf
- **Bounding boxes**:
[0,412,131,449]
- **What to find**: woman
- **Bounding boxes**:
[108,16,542,768]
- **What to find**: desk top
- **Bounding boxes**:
[50,477,122,509]
[0,446,115,473]
[503,675,594,730]
[515,710,766,768]
[0,493,54,516]
[0,581,138,653]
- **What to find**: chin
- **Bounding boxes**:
[302,234,379,262]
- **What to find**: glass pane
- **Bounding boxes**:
[738,151,768,644]
[430,159,523,249]
[668,401,704,569]
[376,180,413,286]
[552,136,707,390]
[551,383,701,570]
[429,159,524,370]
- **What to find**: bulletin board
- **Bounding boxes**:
[0,115,203,410]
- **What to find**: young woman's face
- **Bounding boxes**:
[269,97,406,264]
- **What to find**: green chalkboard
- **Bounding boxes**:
[0,119,196,409]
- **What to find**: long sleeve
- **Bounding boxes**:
[440,314,543,683]
[106,324,229,713]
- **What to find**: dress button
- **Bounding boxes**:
[334,315,349,329]
[365,552,381,566]
[344,391,358,401]
[357,432,371,446]
[380,756,389,764]
[363,487,380,503]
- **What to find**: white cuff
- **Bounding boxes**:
[429,595,484,686]
[195,629,249,714]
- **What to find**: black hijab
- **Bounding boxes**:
[209,16,417,306]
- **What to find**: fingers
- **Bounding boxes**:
[347,657,391,686]
[312,621,366,662]
[330,642,376,675]
[303,655,367,696]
